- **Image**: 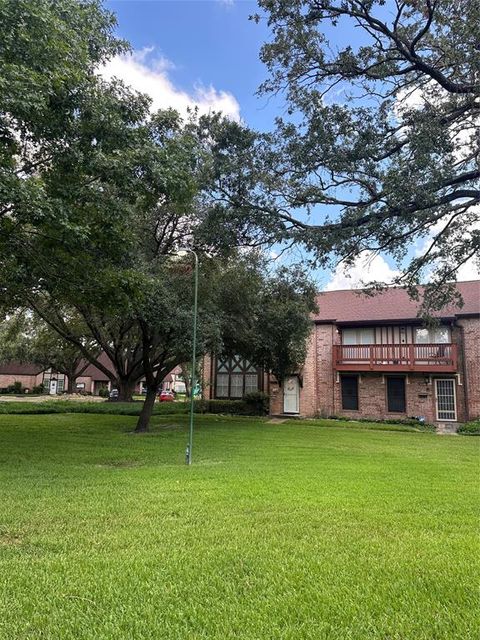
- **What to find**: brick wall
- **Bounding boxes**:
[203,314,479,423]
[332,372,465,423]
[457,317,480,420]
[201,354,213,400]
[0,373,43,391]
[292,319,476,423]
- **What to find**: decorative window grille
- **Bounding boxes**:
[215,356,261,399]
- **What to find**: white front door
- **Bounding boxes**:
[49,379,58,395]
[283,376,300,414]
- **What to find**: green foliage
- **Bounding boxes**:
[98,387,109,398]
[244,1,480,310]
[243,391,270,416]
[324,414,436,432]
[217,260,317,383]
[32,385,45,395]
[458,420,480,436]
[6,381,24,395]
[0,1,316,432]
[0,397,270,417]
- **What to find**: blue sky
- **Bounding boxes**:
[106,0,280,130]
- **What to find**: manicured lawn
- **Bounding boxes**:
[0,414,478,639]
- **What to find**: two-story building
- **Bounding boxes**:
[203,281,480,426]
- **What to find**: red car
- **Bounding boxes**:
[158,390,175,402]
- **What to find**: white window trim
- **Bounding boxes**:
[435,378,457,422]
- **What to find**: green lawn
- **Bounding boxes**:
[0,414,478,639]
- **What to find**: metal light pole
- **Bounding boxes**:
[176,249,198,465]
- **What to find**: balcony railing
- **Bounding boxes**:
[333,343,457,372]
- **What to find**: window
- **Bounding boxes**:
[341,375,359,410]
[216,373,229,398]
[387,377,406,412]
[230,374,243,398]
[435,379,456,421]
[215,356,261,399]
[245,373,258,394]
[415,326,450,344]
[342,328,375,345]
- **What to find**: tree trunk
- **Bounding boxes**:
[135,386,157,433]
[181,363,191,398]
[117,380,136,402]
[66,376,76,394]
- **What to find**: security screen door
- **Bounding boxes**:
[435,379,456,421]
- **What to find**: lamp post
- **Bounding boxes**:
[176,249,198,465]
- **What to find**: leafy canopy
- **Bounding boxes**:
[240,0,480,309]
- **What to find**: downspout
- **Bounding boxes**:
[332,324,335,416]
[458,321,469,421]
[314,322,319,416]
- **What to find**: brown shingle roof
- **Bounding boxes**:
[80,352,115,381]
[314,280,480,324]
[0,362,44,375]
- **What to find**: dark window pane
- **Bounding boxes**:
[387,377,406,412]
[341,376,358,410]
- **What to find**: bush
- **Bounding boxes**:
[324,414,436,431]
[458,420,480,436]
[7,381,24,394]
[98,387,110,398]
[32,385,45,394]
[243,391,270,415]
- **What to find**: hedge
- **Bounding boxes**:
[0,396,270,417]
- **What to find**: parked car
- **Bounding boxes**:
[158,390,175,402]
[109,388,119,401]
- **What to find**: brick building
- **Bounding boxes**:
[203,281,480,426]
[0,352,181,396]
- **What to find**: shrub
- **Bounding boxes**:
[458,420,480,436]
[243,391,270,415]
[32,385,45,394]
[98,388,110,398]
[324,414,436,431]
[7,381,24,394]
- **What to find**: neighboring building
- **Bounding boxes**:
[203,281,480,425]
[138,366,186,394]
[0,362,45,392]
[0,351,179,396]
[0,356,113,395]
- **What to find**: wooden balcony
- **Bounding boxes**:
[333,343,458,372]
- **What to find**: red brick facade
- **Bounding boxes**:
[204,282,480,423]
[267,321,479,424]
[265,283,480,425]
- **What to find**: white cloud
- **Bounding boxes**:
[323,252,400,291]
[100,48,241,121]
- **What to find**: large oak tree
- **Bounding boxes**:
[216,0,479,310]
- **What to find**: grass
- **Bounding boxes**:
[0,413,478,639]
